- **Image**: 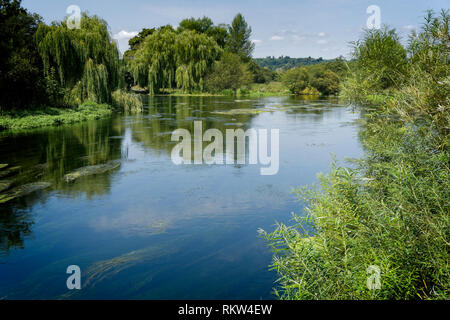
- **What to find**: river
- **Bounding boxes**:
[0,96,362,299]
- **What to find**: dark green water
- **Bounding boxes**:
[0,96,362,299]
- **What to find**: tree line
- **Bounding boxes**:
[254,56,328,71]
[1,0,130,111]
[124,13,266,94]
[1,0,351,113]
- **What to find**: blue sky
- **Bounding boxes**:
[22,0,448,59]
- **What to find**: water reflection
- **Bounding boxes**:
[0,96,362,299]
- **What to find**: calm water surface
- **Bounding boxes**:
[0,96,362,299]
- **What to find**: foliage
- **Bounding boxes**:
[254,56,328,71]
[247,82,290,96]
[226,13,255,61]
[281,58,348,96]
[282,67,310,95]
[128,28,156,52]
[175,30,222,92]
[248,60,276,83]
[263,10,450,300]
[205,52,253,93]
[0,0,46,110]
[35,13,120,106]
[111,89,143,113]
[178,16,228,48]
[0,103,112,131]
[350,27,408,91]
[311,70,340,95]
[131,28,221,94]
[130,28,177,94]
[408,9,449,80]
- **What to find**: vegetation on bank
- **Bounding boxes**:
[124,14,346,97]
[1,0,348,129]
[281,58,350,96]
[261,10,449,300]
[0,103,112,131]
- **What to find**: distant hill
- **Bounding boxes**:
[253,56,331,70]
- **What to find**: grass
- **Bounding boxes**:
[0,102,112,131]
[112,89,144,112]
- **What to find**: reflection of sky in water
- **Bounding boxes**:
[0,96,362,299]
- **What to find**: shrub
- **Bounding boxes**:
[263,10,450,300]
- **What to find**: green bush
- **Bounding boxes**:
[111,89,143,113]
[282,67,310,95]
[263,10,449,300]
[205,52,253,93]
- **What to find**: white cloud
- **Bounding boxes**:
[317,39,328,45]
[112,30,139,54]
[252,39,263,45]
[318,32,326,37]
[113,30,139,41]
[270,35,284,41]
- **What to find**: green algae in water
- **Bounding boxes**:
[64,160,121,183]
[0,166,21,179]
[0,164,8,170]
[0,182,51,204]
[0,180,13,193]
[212,108,271,115]
[59,243,179,298]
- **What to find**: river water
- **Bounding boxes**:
[0,96,362,299]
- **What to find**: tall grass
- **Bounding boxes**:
[262,10,449,300]
[111,89,144,113]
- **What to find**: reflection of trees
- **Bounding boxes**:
[42,119,123,193]
[126,96,256,158]
[0,95,343,255]
[125,96,341,161]
[279,96,342,125]
[0,119,123,254]
[0,195,40,256]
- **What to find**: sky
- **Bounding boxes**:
[22,0,449,59]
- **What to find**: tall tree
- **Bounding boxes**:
[205,52,252,93]
[351,27,407,90]
[226,13,254,60]
[130,29,221,94]
[175,30,222,92]
[35,13,121,106]
[128,28,156,51]
[178,16,228,48]
[0,0,45,109]
[130,28,177,94]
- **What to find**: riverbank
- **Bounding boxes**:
[262,13,449,300]
[0,102,112,131]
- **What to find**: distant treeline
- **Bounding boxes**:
[254,56,332,71]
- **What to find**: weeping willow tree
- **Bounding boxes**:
[130,29,177,94]
[130,29,221,94]
[175,30,221,92]
[35,13,120,106]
